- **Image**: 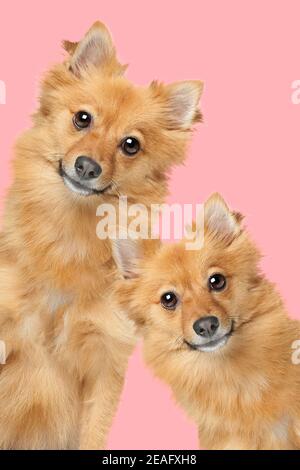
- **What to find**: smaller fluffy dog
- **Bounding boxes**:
[112,194,300,450]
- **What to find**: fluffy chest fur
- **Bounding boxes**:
[155,339,300,450]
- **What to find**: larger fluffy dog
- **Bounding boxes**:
[0,22,202,449]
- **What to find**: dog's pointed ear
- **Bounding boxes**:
[112,238,161,279]
[62,40,78,55]
[111,238,142,279]
[64,21,125,77]
[205,193,242,242]
[153,80,203,129]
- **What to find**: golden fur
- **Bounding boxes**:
[0,21,203,449]
[113,194,300,450]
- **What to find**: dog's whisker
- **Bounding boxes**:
[110,179,123,198]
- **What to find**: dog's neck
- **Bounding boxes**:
[2,147,168,291]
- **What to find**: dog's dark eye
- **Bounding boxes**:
[160,292,178,310]
[208,273,226,291]
[121,137,140,156]
[73,111,92,130]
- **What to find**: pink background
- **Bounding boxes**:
[1,0,299,449]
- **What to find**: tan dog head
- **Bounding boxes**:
[18,21,203,204]
[113,194,262,359]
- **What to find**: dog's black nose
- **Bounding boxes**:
[75,156,102,180]
[193,316,219,338]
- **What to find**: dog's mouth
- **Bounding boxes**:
[184,322,234,353]
[59,162,111,197]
